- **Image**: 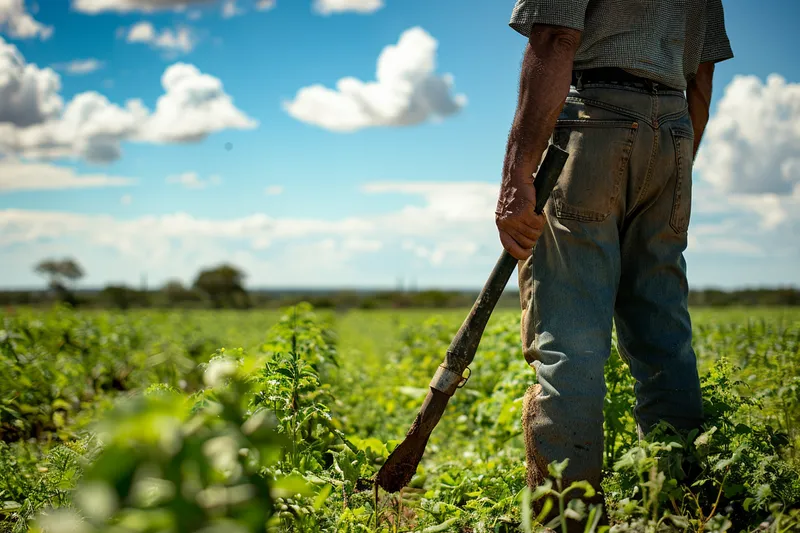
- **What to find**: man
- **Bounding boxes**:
[494,0,733,527]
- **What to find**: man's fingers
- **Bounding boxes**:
[508,227,538,249]
[499,213,544,241]
[499,231,531,260]
[516,211,546,232]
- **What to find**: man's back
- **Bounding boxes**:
[509,0,733,90]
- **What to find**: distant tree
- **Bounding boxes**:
[34,258,85,305]
[162,279,202,306]
[100,285,148,310]
[192,264,249,308]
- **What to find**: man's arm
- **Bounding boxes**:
[496,25,580,260]
[686,62,715,160]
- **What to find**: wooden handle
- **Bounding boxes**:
[437,145,569,379]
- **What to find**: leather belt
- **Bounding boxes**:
[571,67,682,92]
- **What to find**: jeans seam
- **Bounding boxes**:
[669,130,692,234]
[630,94,660,215]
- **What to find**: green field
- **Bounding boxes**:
[1,305,799,532]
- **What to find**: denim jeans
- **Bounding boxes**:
[517,82,704,491]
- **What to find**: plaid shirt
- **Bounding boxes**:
[509,0,734,91]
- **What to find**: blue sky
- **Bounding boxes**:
[1,0,798,290]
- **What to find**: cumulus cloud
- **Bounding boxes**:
[694,74,800,231]
[255,0,274,10]
[166,172,221,189]
[264,185,283,195]
[681,73,800,264]
[0,160,134,193]
[0,37,63,127]
[0,0,53,39]
[141,63,257,143]
[52,58,105,75]
[696,74,800,196]
[313,0,382,15]
[284,27,466,132]
[124,21,195,54]
[0,37,257,163]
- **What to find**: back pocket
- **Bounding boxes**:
[551,119,638,222]
[669,127,694,234]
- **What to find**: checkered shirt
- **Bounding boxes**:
[509,0,734,91]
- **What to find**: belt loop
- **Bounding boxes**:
[575,71,584,91]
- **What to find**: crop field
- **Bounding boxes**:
[1,304,799,532]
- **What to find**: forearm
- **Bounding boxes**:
[687,62,715,159]
[502,26,580,188]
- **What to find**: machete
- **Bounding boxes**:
[374,144,569,493]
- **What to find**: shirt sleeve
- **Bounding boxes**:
[700,0,734,63]
[509,0,591,37]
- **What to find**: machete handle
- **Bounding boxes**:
[532,144,569,215]
[430,145,569,393]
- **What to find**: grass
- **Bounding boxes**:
[1,304,798,532]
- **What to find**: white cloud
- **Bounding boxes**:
[313,0,382,15]
[2,165,797,288]
[402,239,478,266]
[681,73,800,263]
[0,160,134,193]
[72,0,210,14]
[166,172,221,189]
[52,58,105,75]
[255,0,274,11]
[686,219,764,256]
[141,63,257,143]
[264,185,283,195]
[125,21,195,54]
[74,0,276,15]
[696,74,800,196]
[0,37,63,127]
[126,20,155,41]
[120,193,133,205]
[0,179,498,287]
[363,182,496,224]
[221,0,242,18]
[0,37,257,163]
[284,27,466,132]
[0,0,53,39]
[693,73,800,235]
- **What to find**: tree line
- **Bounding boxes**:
[0,257,797,310]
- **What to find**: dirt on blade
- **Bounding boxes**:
[375,389,450,493]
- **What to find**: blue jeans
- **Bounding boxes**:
[517,83,704,491]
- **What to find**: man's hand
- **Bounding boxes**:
[496,177,545,260]
[497,25,579,260]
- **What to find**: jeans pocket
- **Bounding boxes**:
[550,119,638,222]
[669,127,694,234]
